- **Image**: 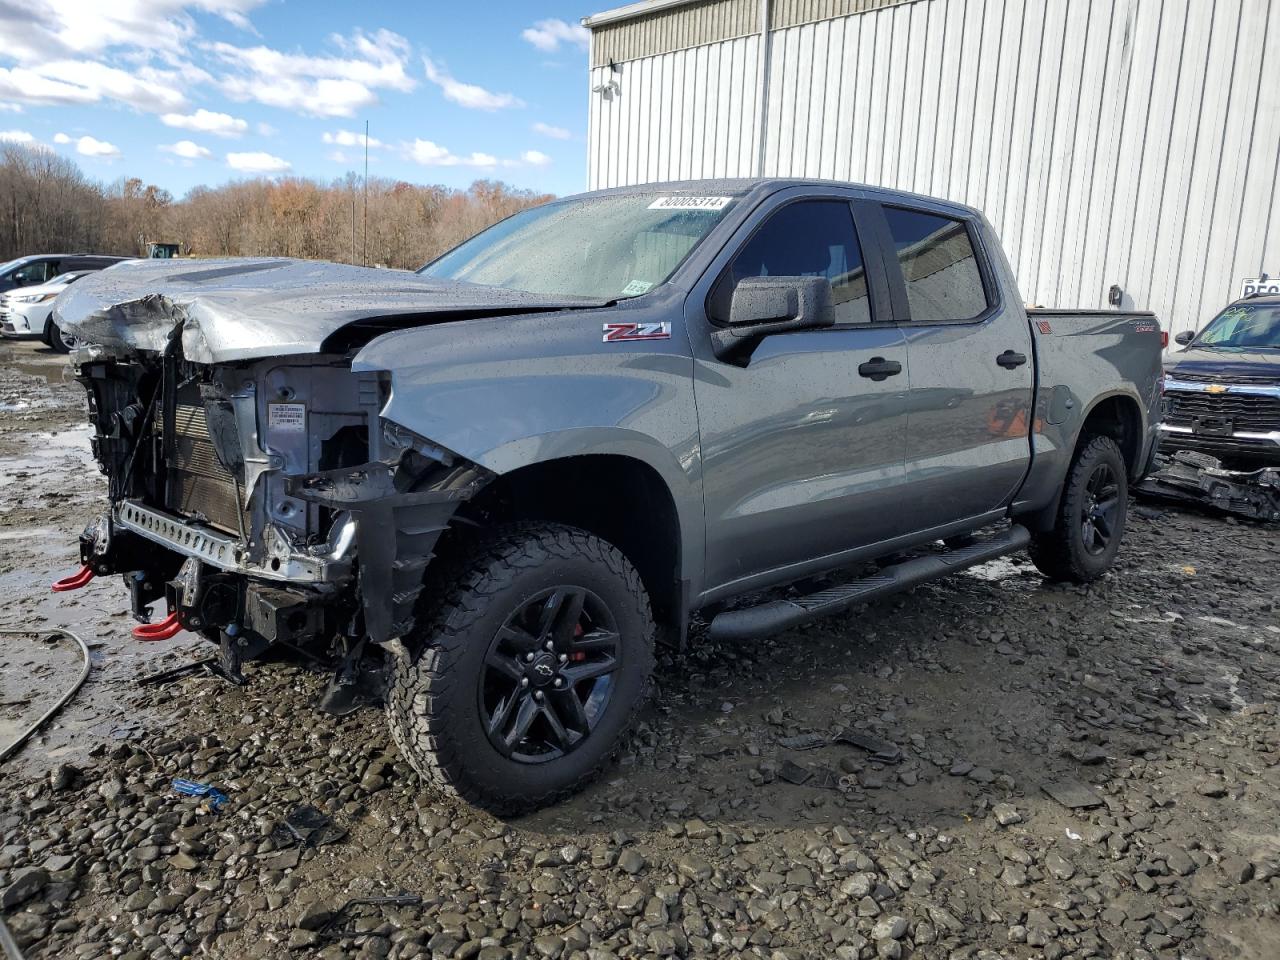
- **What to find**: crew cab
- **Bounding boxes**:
[52,179,1163,813]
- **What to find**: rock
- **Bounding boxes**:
[1164,847,1197,877]
[296,900,336,931]
[168,852,199,871]
[677,855,712,881]
[1222,856,1255,884]
[1,867,49,908]
[871,916,907,940]
[1045,852,1075,881]
[48,763,80,791]
[617,849,646,875]
[992,803,1022,826]
[1197,782,1228,798]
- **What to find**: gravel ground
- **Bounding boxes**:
[2,338,1279,960]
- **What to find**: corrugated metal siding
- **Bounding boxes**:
[770,0,920,30]
[591,0,758,66]
[589,34,762,188]
[587,0,1280,339]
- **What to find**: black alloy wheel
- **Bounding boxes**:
[480,586,620,763]
[1079,461,1121,556]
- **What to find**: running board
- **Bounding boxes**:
[708,524,1032,642]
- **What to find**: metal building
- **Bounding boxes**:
[583,0,1280,340]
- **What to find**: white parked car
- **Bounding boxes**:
[0,271,93,351]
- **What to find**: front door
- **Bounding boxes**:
[692,194,913,596]
[875,204,1035,529]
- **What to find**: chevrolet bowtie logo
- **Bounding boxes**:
[1205,384,1228,394]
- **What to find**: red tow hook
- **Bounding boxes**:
[51,565,95,593]
[132,612,184,642]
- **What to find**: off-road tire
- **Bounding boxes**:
[388,522,655,815]
[1029,434,1128,583]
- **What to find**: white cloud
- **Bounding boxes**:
[423,58,523,111]
[521,149,551,167]
[160,139,211,159]
[322,129,383,149]
[521,19,589,53]
[75,135,121,158]
[0,1,265,63]
[532,121,571,141]
[212,28,414,118]
[226,150,289,173]
[52,132,71,143]
[0,129,34,143]
[161,108,247,137]
[256,121,276,136]
[0,60,190,112]
[407,139,498,168]
[0,103,22,113]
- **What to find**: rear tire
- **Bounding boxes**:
[388,523,655,815]
[1029,434,1128,582]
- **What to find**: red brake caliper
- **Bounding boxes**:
[570,623,587,661]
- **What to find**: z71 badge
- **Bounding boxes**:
[603,321,671,342]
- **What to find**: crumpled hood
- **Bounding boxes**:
[1166,346,1280,382]
[55,257,607,364]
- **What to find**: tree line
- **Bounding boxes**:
[0,144,553,269]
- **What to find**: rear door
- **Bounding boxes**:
[873,203,1034,529]
[690,189,913,595]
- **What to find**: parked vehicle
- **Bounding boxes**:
[0,253,128,295]
[1163,295,1280,466]
[0,271,91,351]
[52,179,1163,813]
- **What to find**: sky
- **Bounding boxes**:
[0,0,604,198]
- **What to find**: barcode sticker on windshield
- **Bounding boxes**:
[648,196,732,211]
[621,279,653,295]
[269,403,306,433]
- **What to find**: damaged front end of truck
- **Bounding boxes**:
[47,260,579,711]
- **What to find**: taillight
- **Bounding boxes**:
[1160,330,1168,348]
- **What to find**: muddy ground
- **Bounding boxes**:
[1,338,1279,960]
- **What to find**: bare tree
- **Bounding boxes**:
[0,145,552,267]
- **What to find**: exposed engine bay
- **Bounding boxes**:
[71,324,490,709]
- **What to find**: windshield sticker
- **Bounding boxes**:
[603,321,671,343]
[268,403,306,433]
[647,196,732,211]
[621,279,654,296]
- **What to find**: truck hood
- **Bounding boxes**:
[1166,346,1280,383]
[55,257,608,364]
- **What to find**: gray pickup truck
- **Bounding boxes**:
[54,179,1163,813]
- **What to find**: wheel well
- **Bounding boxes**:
[454,455,683,640]
[1080,394,1143,477]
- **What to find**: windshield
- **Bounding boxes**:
[419,193,738,300]
[1194,302,1280,350]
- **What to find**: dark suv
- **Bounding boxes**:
[0,253,128,294]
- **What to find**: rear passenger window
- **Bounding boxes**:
[716,200,872,325]
[883,207,988,322]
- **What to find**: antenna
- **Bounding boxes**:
[363,120,369,266]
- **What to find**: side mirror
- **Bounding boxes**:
[712,276,835,366]
[1174,330,1195,346]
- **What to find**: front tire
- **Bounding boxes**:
[1029,434,1128,582]
[389,523,655,815]
[45,319,76,353]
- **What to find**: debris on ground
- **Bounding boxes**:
[4,341,1280,959]
[834,728,904,763]
[1136,450,1280,522]
[171,777,229,812]
[1041,778,1105,810]
[271,804,347,848]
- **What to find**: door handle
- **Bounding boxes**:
[997,350,1028,369]
[857,357,903,381]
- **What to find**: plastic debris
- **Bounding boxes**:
[272,804,347,849]
[834,729,903,763]
[172,778,229,812]
[776,733,826,751]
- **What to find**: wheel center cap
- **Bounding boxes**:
[528,654,557,687]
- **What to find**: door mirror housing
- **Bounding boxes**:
[712,276,835,366]
[1174,330,1195,346]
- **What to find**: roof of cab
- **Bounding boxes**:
[568,177,985,220]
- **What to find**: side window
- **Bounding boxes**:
[714,200,872,325]
[12,262,49,286]
[883,207,989,322]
